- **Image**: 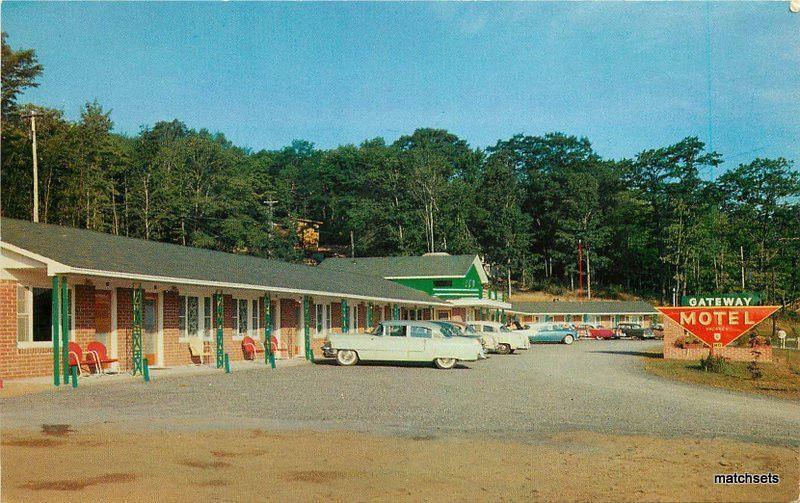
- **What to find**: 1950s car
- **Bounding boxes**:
[511,322,577,345]
[467,321,529,354]
[322,320,484,369]
[435,321,498,353]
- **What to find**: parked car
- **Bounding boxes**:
[615,322,655,339]
[524,323,578,344]
[587,327,615,340]
[436,321,498,354]
[322,320,483,369]
[573,322,601,337]
[468,321,529,354]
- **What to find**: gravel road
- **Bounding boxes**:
[2,340,798,445]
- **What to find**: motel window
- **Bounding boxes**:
[179,295,201,340]
[437,311,450,320]
[187,297,199,337]
[179,295,187,333]
[17,286,54,344]
[237,299,248,338]
[433,280,452,288]
[315,304,324,334]
[203,297,213,339]
[325,304,332,330]
[351,305,359,330]
[251,299,260,338]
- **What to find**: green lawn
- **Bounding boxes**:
[643,347,800,401]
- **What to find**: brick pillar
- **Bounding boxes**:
[161,290,186,366]
[73,284,96,348]
[116,287,133,372]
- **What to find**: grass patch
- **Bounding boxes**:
[643,347,800,401]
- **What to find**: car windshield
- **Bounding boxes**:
[433,322,457,337]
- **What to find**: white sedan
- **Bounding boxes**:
[467,321,530,354]
[322,320,484,369]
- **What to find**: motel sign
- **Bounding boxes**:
[657,305,779,348]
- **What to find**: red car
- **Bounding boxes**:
[588,327,615,340]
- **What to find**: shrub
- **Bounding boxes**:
[699,353,731,374]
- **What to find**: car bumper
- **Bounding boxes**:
[321,343,336,358]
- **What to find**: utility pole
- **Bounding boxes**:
[740,245,745,290]
[264,197,277,257]
[578,240,584,298]
[22,110,40,222]
[350,230,355,259]
[586,243,592,300]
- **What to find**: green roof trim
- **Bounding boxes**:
[511,300,658,315]
[319,254,487,282]
[0,218,446,305]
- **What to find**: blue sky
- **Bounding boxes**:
[4,2,799,172]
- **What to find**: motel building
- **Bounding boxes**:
[318,253,512,322]
[508,300,659,328]
[0,218,449,381]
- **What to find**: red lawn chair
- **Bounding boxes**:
[68,342,96,377]
[242,336,264,361]
[87,341,119,375]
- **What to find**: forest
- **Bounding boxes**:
[2,33,799,306]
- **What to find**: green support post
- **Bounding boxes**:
[132,285,143,375]
[367,303,373,329]
[51,276,61,387]
[393,304,400,320]
[61,276,70,385]
[341,299,348,333]
[303,296,312,361]
[70,366,78,388]
[264,294,275,368]
[215,292,224,369]
[224,353,231,373]
[143,358,150,382]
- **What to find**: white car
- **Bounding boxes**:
[322,320,484,369]
[467,321,529,354]
[439,321,499,353]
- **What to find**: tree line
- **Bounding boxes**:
[2,33,799,306]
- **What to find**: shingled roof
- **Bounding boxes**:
[319,254,487,281]
[511,300,657,315]
[0,218,447,305]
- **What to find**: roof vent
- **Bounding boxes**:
[422,252,450,256]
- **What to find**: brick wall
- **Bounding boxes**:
[331,302,343,334]
[280,298,300,358]
[357,303,366,330]
[662,316,773,362]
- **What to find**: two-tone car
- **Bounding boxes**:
[322,320,483,369]
[513,322,578,345]
[467,321,529,354]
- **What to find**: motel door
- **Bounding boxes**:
[143,298,159,367]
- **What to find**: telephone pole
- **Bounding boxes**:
[586,243,592,300]
[22,110,40,222]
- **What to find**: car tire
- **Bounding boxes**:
[497,344,511,355]
[563,335,574,345]
[335,349,359,366]
[434,357,457,369]
[509,349,516,354]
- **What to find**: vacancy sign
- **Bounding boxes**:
[657,306,780,348]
